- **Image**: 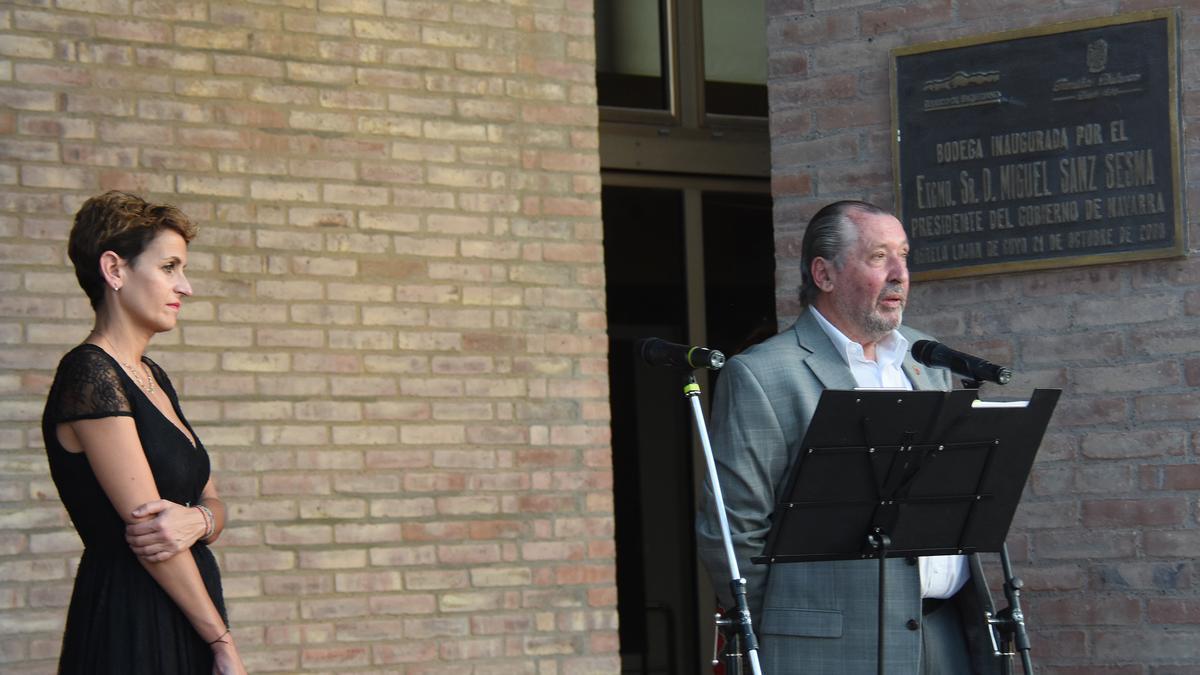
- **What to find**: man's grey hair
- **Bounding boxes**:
[799,200,890,307]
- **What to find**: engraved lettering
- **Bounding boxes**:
[1105,191,1166,217]
[959,171,979,204]
[1017,201,1081,227]
[1001,237,1029,255]
[936,138,986,163]
[1104,149,1155,188]
[952,241,983,260]
[1075,123,1104,146]
[913,244,950,265]
[917,176,957,209]
[909,211,985,238]
[1067,228,1115,249]
[1138,221,1167,241]
[990,128,1070,157]
[1109,119,1129,142]
[1058,155,1098,193]
[998,161,1052,199]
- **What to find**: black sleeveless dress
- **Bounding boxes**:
[43,344,227,674]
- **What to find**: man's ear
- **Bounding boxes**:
[811,257,835,292]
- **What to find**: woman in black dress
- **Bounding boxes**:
[43,192,247,674]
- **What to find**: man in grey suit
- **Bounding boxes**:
[697,201,1000,674]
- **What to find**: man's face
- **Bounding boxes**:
[819,211,910,345]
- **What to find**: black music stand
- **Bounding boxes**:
[752,388,1060,675]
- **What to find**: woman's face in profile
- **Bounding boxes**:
[112,228,193,333]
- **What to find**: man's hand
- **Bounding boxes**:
[126,499,206,562]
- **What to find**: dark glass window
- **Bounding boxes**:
[702,0,768,117]
[595,0,671,111]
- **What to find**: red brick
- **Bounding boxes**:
[816,99,892,130]
[1053,397,1129,428]
[772,73,859,109]
[1081,430,1185,460]
[1184,358,1200,386]
[771,170,814,198]
[773,134,860,168]
[1147,598,1200,624]
[15,63,91,86]
[1013,500,1079,529]
[1026,626,1088,660]
[1082,498,1188,528]
[1034,530,1137,559]
[95,18,170,43]
[1158,464,1200,490]
[1152,667,1200,675]
[771,13,858,44]
[373,641,439,664]
[1185,289,1200,316]
[1024,266,1127,296]
[1145,530,1200,557]
[768,49,809,79]
[1073,361,1181,394]
[300,645,370,668]
[1076,295,1179,326]
[1092,628,1200,661]
[1135,393,1200,423]
[862,0,953,36]
[1090,562,1191,592]
[1011,563,1087,592]
[1033,594,1143,626]
[457,520,523,544]
[910,274,1020,307]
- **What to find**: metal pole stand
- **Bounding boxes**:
[686,376,763,675]
[989,543,1034,674]
[866,531,892,675]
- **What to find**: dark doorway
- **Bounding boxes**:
[702,191,779,358]
[604,183,774,674]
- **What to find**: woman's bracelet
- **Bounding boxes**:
[207,628,230,646]
[194,504,215,542]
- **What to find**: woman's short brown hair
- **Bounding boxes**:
[68,191,198,310]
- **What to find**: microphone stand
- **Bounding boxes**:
[960,379,1034,675]
[990,544,1034,674]
[685,374,763,675]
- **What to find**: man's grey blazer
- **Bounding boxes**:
[697,310,1000,674]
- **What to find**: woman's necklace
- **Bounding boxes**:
[93,331,155,394]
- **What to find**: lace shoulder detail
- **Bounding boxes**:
[51,345,133,423]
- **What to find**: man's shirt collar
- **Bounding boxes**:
[809,306,908,368]
[809,307,911,391]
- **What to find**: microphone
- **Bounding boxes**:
[911,340,1012,385]
[637,338,726,371]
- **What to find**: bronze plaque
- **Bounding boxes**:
[892,10,1184,280]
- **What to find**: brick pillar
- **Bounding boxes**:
[0,1,619,672]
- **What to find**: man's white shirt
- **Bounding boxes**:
[810,307,969,600]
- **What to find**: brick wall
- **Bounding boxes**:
[0,1,618,673]
[768,1,1200,672]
